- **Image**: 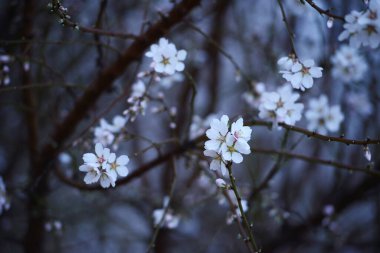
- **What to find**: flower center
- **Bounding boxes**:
[161,56,170,66]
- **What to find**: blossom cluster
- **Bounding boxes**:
[339,0,380,48]
[123,80,148,122]
[305,95,344,134]
[79,143,129,188]
[93,115,127,148]
[0,176,10,215]
[145,38,187,75]
[278,56,323,91]
[204,115,252,176]
[258,85,304,127]
[331,45,368,83]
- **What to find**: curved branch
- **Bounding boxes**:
[304,0,345,21]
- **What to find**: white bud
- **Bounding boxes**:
[215,178,227,188]
[327,18,334,29]
[23,61,30,72]
[363,146,371,161]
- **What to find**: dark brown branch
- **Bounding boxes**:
[250,120,380,146]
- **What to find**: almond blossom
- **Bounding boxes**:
[204,115,252,176]
[258,85,304,128]
[279,59,323,91]
[339,1,380,48]
[79,143,130,188]
[305,95,344,134]
[331,45,368,83]
[145,38,187,75]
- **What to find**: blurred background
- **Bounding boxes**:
[0,0,380,252]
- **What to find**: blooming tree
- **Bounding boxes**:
[1,1,380,253]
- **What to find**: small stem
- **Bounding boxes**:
[227,163,259,252]
[277,0,298,57]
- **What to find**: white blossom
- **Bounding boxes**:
[124,80,148,122]
[145,38,187,75]
[305,95,344,134]
[331,45,368,83]
[204,116,252,175]
[204,115,229,152]
[339,1,380,48]
[189,114,216,139]
[203,149,228,176]
[258,85,304,128]
[79,143,129,188]
[280,59,323,91]
[108,153,129,178]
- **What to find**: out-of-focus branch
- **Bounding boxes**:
[303,0,345,21]
[277,0,298,57]
[49,0,138,40]
[39,0,202,172]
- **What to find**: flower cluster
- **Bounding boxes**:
[331,45,368,83]
[145,38,187,75]
[79,143,129,188]
[258,85,304,128]
[123,80,148,122]
[339,0,380,48]
[93,115,127,147]
[204,115,252,176]
[305,95,344,134]
[278,56,323,91]
[0,54,11,86]
[152,197,180,229]
[0,176,10,215]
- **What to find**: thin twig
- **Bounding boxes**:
[277,0,298,57]
[304,0,345,21]
[227,163,260,252]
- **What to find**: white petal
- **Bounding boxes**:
[116,166,129,177]
[116,155,129,166]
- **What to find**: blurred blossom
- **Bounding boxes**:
[305,95,344,134]
[58,152,72,165]
[242,82,266,109]
[45,220,63,233]
[159,73,184,89]
[339,1,380,48]
[152,197,180,229]
[331,45,368,83]
[0,176,10,215]
[258,85,304,128]
[346,91,373,117]
[124,80,149,122]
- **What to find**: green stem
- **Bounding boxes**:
[227,163,259,252]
